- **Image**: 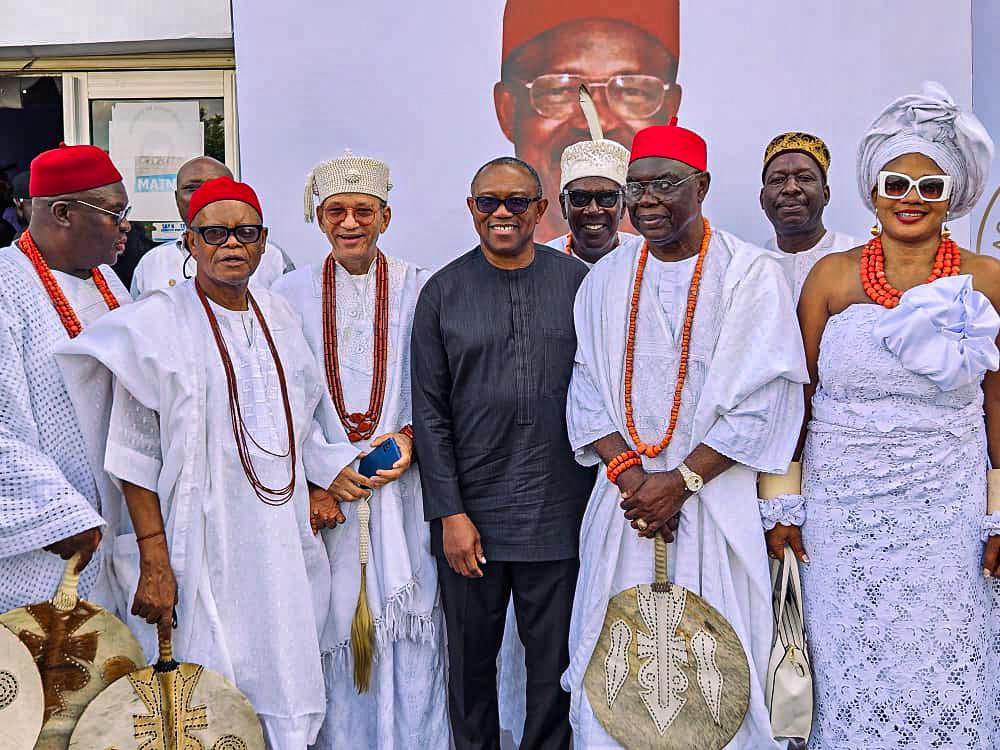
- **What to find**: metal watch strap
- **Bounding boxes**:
[677,461,704,492]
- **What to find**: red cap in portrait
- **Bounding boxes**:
[29,143,123,198]
[501,0,679,61]
[188,176,263,224]
[629,118,707,171]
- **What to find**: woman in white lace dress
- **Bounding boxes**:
[762,82,1000,749]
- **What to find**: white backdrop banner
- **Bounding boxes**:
[232,0,974,270]
[972,0,1000,258]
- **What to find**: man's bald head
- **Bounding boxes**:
[175,156,232,223]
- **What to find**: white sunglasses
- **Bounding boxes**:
[877,171,953,202]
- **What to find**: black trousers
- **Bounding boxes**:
[436,556,578,750]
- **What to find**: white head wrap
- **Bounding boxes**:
[559,138,630,191]
[303,148,392,222]
[856,81,995,219]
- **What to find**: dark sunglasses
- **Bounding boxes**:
[473,196,541,215]
[563,189,622,209]
[191,224,264,246]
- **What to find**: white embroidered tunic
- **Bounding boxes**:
[564,231,808,749]
[763,229,860,300]
[0,246,130,611]
[55,283,357,750]
[272,254,450,749]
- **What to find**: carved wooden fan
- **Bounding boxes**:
[69,620,265,750]
[0,555,145,750]
[584,536,750,749]
[0,621,43,749]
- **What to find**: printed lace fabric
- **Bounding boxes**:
[801,303,999,749]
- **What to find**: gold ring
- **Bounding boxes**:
[636,518,649,531]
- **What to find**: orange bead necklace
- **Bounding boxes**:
[18,229,120,338]
[322,252,389,442]
[624,218,711,459]
[860,234,960,309]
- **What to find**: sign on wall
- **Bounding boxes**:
[108,101,203,222]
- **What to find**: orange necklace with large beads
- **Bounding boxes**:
[860,234,960,309]
[624,217,711,459]
[18,229,121,338]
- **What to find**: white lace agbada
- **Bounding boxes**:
[563,231,807,749]
[0,246,130,611]
[272,254,449,749]
[55,283,358,750]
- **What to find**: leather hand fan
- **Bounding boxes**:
[584,536,751,749]
[0,554,145,749]
[69,620,266,750]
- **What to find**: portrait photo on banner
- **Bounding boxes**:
[232,0,973,270]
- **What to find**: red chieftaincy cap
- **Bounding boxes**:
[629,118,707,171]
[501,0,679,61]
[187,176,263,224]
[29,143,123,198]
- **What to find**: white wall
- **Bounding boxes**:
[1,1,231,49]
[233,0,973,270]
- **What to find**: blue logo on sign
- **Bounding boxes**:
[135,175,176,193]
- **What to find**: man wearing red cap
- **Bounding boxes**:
[562,122,808,747]
[57,176,362,749]
[0,144,132,612]
[495,0,681,242]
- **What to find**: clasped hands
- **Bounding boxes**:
[616,466,687,541]
[309,431,414,534]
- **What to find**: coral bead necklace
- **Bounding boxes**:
[624,217,711,459]
[860,234,960,309]
[322,251,389,442]
[18,229,120,338]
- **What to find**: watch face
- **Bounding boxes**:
[687,476,704,491]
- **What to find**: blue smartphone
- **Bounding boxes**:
[358,438,402,478]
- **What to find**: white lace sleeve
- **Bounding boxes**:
[104,378,162,491]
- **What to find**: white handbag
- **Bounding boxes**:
[764,545,814,742]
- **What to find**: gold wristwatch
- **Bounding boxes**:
[676,461,704,492]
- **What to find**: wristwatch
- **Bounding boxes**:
[676,462,704,493]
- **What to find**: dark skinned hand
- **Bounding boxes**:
[618,468,688,541]
[765,524,809,563]
[309,484,346,534]
[983,535,1000,578]
[45,526,103,573]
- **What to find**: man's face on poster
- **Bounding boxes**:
[495,18,681,240]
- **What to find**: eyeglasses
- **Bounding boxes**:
[64,199,132,225]
[473,196,541,215]
[563,189,622,209]
[877,171,953,202]
[624,172,702,203]
[191,224,265,245]
[321,206,378,226]
[521,74,674,121]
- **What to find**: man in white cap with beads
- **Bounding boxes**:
[545,138,633,266]
[272,150,449,749]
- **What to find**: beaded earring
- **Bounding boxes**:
[942,211,952,240]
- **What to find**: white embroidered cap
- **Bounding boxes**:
[559,138,630,191]
[303,148,392,222]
